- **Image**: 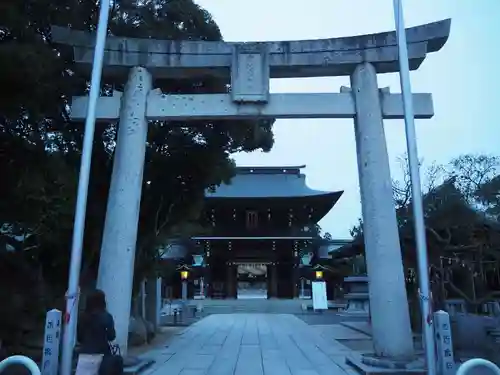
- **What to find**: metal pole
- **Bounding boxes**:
[392,1,436,375]
[60,1,112,375]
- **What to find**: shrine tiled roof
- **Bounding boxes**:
[317,239,352,258]
[206,165,342,199]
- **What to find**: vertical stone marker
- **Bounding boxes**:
[434,310,455,375]
[42,309,62,375]
[145,277,162,330]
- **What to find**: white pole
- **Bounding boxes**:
[392,1,436,375]
[60,1,112,375]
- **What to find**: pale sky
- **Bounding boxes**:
[194,0,500,239]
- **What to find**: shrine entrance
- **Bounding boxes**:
[236,263,268,299]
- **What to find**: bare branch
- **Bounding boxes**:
[450,154,500,202]
[156,200,177,237]
[426,226,451,245]
[154,194,164,236]
[446,278,500,305]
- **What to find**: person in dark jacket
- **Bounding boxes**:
[77,289,123,375]
[77,289,116,355]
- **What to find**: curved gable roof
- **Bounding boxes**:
[206,165,342,199]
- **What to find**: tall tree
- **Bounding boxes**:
[476,175,500,220]
[0,0,274,354]
[349,153,500,315]
[449,154,500,220]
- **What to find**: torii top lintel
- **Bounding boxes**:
[51,19,450,79]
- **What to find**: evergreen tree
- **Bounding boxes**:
[0,0,274,354]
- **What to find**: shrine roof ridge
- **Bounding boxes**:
[50,19,450,78]
[206,169,343,200]
[236,165,306,175]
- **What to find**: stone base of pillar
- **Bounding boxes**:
[346,354,424,375]
[122,357,156,374]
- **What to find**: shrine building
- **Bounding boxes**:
[162,165,349,299]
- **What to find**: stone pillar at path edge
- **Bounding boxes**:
[145,277,162,331]
[350,62,414,360]
[97,67,152,355]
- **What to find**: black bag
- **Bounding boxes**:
[99,343,124,375]
[109,343,121,356]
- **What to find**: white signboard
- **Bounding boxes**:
[434,310,455,375]
[312,281,328,310]
[42,309,62,375]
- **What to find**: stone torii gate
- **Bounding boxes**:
[52,19,450,359]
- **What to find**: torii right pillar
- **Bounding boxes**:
[351,62,414,359]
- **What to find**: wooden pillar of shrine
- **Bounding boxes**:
[292,263,299,298]
[268,263,278,298]
[226,262,236,298]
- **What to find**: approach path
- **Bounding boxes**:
[141,313,357,375]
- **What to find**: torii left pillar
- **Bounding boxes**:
[97,67,152,354]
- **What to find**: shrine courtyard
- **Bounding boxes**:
[139,313,362,375]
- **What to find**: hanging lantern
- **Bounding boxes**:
[315,270,323,279]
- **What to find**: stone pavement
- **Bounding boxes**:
[141,313,356,375]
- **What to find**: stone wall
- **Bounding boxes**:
[451,313,498,359]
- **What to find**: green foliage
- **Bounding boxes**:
[476,175,500,219]
[350,153,500,248]
[450,154,500,203]
[449,154,500,221]
[349,153,500,312]
[0,0,274,353]
[349,218,363,239]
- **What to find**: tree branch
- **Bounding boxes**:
[426,226,451,245]
[446,279,500,306]
[155,198,177,237]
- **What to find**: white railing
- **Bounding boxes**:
[457,358,500,375]
[0,355,41,375]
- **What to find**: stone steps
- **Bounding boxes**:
[161,299,345,318]
[191,299,309,315]
[486,327,500,344]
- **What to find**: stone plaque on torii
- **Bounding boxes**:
[51,19,450,360]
